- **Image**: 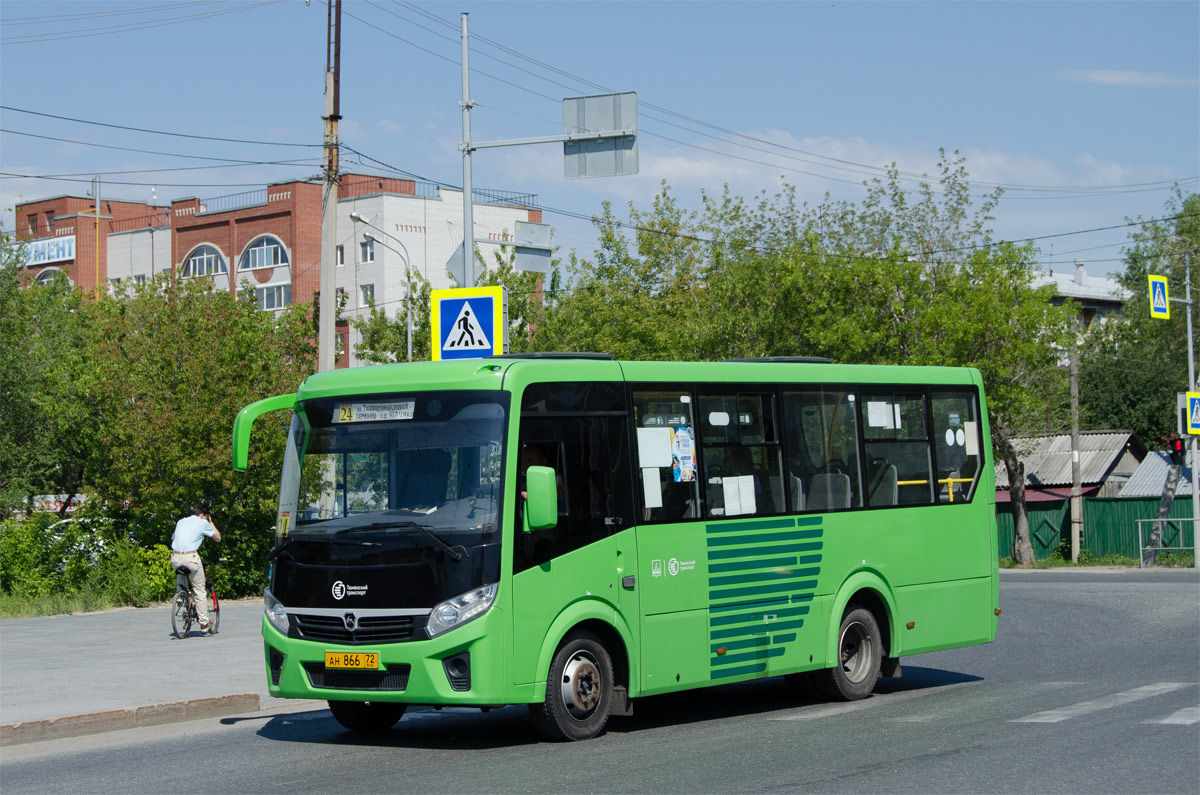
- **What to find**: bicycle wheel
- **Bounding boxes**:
[171,591,192,639]
[207,588,220,634]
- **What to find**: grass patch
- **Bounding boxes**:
[0,589,118,618]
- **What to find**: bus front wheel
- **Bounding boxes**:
[822,606,883,701]
[328,700,406,732]
[530,630,613,741]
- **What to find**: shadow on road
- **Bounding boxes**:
[245,665,982,749]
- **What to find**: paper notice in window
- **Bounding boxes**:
[642,467,663,508]
[867,401,895,429]
[637,427,674,469]
[963,421,979,456]
[723,475,756,516]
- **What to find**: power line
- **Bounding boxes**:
[0,105,319,148]
[1,128,320,168]
[386,0,1196,200]
[0,0,284,45]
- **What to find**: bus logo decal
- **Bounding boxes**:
[332,581,346,600]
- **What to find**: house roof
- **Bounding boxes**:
[1118,450,1194,498]
[995,430,1147,490]
[1032,263,1130,305]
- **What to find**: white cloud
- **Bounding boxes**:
[378,119,405,135]
[1061,69,1199,87]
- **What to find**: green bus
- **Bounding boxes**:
[233,354,999,741]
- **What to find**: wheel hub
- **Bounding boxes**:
[560,652,602,718]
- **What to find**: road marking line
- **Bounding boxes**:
[1010,683,1194,724]
[769,680,979,721]
[1142,705,1200,726]
[887,681,1082,723]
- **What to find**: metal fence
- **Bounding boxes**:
[996,497,1196,561]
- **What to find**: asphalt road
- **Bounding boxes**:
[2,569,1197,794]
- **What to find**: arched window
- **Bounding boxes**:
[239,236,289,271]
[34,268,70,286]
[181,245,227,277]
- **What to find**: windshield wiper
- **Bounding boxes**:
[265,535,381,563]
[357,521,468,563]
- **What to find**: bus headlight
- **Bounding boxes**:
[426,583,497,637]
[263,588,289,635]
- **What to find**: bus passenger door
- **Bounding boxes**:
[509,380,637,687]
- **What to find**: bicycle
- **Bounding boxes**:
[171,559,221,639]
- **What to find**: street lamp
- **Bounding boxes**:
[361,230,413,363]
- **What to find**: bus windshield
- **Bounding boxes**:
[275,390,508,564]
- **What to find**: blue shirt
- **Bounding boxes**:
[172,515,216,552]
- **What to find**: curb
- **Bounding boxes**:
[0,692,261,747]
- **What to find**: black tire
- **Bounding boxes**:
[206,588,220,635]
[529,630,613,741]
[327,700,407,732]
[171,591,192,639]
[821,606,883,701]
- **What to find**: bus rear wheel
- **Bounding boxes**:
[821,606,883,701]
[327,700,407,732]
[530,630,613,741]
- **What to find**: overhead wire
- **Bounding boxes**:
[0,0,284,45]
[386,0,1196,200]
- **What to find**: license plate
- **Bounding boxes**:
[324,651,380,670]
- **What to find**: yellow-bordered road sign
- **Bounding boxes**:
[1149,275,1170,319]
[431,286,507,361]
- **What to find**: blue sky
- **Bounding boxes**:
[2,0,1197,277]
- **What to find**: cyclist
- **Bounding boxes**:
[171,502,222,631]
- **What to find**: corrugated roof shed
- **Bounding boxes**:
[1118,451,1194,498]
[995,431,1146,490]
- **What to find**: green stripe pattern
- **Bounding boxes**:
[706,517,823,680]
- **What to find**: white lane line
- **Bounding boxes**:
[888,681,1083,723]
[769,680,980,721]
[1142,705,1200,726]
[1010,682,1195,724]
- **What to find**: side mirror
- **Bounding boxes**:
[523,465,558,532]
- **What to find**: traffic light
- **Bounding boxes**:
[1169,437,1186,466]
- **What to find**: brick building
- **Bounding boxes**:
[14,174,542,366]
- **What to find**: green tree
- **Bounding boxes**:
[82,276,316,595]
[1081,191,1200,445]
[0,235,99,516]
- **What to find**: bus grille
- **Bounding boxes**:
[290,613,421,644]
[303,662,411,691]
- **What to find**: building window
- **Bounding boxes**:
[35,268,63,285]
[181,245,228,277]
[239,236,288,271]
[336,245,344,267]
[134,274,146,285]
[45,213,55,234]
[360,284,374,305]
[255,284,291,311]
[360,240,374,264]
[28,215,37,235]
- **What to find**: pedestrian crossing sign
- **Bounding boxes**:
[1188,392,1200,435]
[1149,275,1169,320]
[431,286,507,361]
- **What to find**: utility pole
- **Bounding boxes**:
[1070,330,1082,562]
[1187,251,1198,568]
[318,0,342,372]
[460,12,476,287]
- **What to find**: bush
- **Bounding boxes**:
[0,514,109,598]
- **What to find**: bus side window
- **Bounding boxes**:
[860,393,934,507]
[632,387,699,523]
[931,390,982,503]
[698,390,784,518]
[783,389,863,512]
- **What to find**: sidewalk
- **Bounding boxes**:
[0,598,322,745]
